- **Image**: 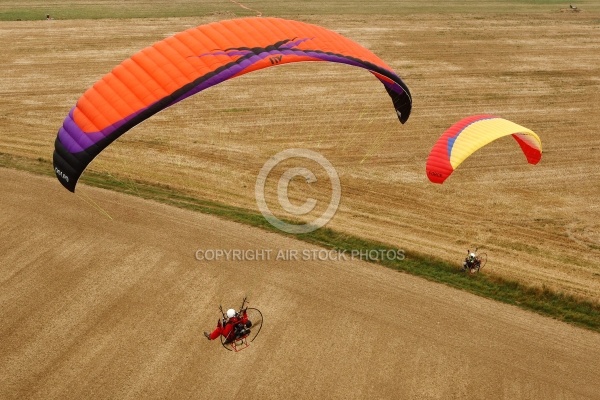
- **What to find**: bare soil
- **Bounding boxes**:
[1,168,600,399]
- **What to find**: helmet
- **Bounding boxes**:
[469,253,476,259]
[226,308,236,318]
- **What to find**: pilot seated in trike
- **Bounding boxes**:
[204,308,252,344]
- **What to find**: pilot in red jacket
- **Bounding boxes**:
[205,308,250,342]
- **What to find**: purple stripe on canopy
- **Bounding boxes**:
[57,47,404,154]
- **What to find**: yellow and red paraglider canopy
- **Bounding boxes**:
[426,115,542,184]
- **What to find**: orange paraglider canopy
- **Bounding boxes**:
[53,17,412,192]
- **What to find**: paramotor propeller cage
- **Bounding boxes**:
[462,250,487,274]
[220,307,264,352]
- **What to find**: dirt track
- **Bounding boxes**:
[2,168,599,399]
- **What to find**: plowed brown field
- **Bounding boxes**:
[2,168,600,399]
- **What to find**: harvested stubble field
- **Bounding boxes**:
[1,2,600,398]
[2,7,599,299]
